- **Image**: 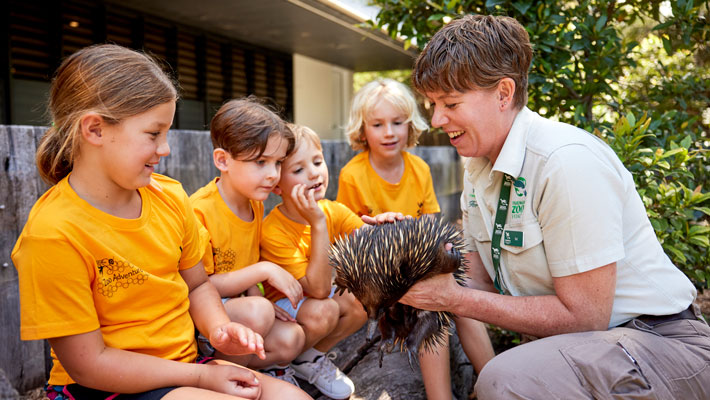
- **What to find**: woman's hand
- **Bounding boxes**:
[209,322,265,360]
[198,362,261,399]
[399,273,461,312]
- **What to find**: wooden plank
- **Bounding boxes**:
[0,125,49,393]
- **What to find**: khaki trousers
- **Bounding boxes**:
[475,306,710,399]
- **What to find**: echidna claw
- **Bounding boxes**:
[406,351,418,372]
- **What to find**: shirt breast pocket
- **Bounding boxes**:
[464,205,490,244]
[500,222,543,254]
[500,221,552,294]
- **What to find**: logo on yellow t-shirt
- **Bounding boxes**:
[96,257,149,297]
[213,247,236,273]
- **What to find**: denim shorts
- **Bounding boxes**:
[274,286,336,319]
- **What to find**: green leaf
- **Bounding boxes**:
[652,21,674,31]
[595,15,608,33]
[660,148,685,159]
[694,207,710,216]
[665,245,687,263]
[571,41,585,52]
[650,219,661,231]
[427,13,446,22]
[662,36,673,55]
[626,112,636,127]
[689,192,710,205]
[425,1,444,11]
[680,135,692,149]
[689,235,709,247]
[485,0,504,8]
[512,1,532,15]
[689,225,710,236]
[694,269,707,282]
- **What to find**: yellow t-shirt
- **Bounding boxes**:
[11,174,206,386]
[190,178,263,275]
[260,199,364,301]
[336,150,440,217]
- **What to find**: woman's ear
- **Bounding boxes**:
[213,148,230,172]
[497,78,516,110]
[79,112,104,145]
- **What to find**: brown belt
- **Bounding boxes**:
[635,305,697,327]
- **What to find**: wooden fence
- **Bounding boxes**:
[0,125,463,393]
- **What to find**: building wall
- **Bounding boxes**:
[4,0,294,128]
[293,53,353,140]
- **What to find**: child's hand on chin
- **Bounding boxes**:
[210,322,266,359]
[291,183,325,224]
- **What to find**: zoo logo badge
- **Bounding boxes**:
[511,177,526,220]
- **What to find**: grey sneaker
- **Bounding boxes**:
[291,352,354,399]
[261,365,300,388]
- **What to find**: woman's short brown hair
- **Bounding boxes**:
[413,14,533,109]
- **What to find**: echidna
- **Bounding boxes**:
[330,217,467,367]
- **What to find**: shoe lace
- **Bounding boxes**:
[265,366,299,386]
[282,366,297,380]
[307,352,339,385]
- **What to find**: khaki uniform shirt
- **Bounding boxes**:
[461,107,695,328]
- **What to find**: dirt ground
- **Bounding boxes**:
[18,290,710,400]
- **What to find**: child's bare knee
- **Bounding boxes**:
[271,323,306,360]
[300,299,339,335]
[226,297,275,334]
[337,293,367,323]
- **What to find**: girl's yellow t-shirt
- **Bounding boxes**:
[12,174,206,386]
[336,151,440,217]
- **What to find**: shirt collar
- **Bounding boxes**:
[491,107,534,179]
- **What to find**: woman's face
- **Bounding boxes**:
[425,88,509,162]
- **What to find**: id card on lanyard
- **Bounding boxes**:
[491,174,523,295]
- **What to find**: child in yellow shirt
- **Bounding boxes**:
[191,98,306,386]
[12,44,309,400]
[261,124,402,400]
[338,78,495,400]
[337,78,439,218]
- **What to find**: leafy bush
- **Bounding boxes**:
[365,0,710,288]
[599,112,710,287]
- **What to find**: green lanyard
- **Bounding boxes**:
[491,174,512,295]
